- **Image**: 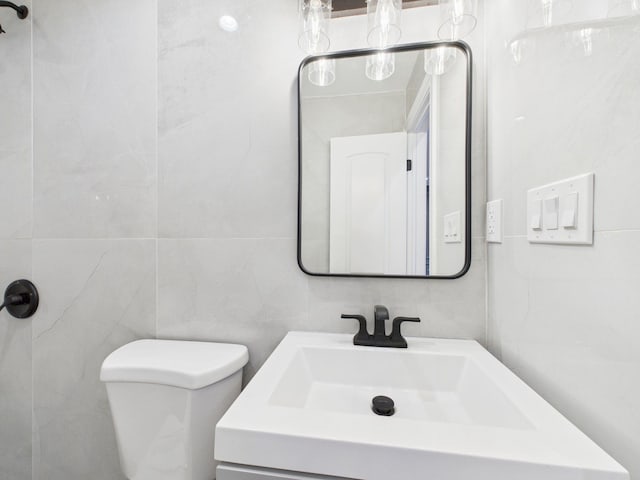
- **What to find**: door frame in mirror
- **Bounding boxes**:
[297,41,472,279]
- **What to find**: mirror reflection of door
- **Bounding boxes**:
[329,132,408,275]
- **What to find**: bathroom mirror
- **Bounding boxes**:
[298,41,472,278]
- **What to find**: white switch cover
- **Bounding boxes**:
[444,211,461,243]
[527,173,594,245]
[486,199,503,243]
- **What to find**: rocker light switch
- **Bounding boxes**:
[530,199,542,230]
[544,196,559,230]
[561,192,578,229]
[527,173,594,245]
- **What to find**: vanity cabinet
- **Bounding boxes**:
[217,463,353,480]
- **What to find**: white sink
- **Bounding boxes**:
[215,332,628,480]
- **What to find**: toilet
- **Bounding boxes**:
[100,339,249,480]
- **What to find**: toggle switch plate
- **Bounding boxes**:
[527,173,594,245]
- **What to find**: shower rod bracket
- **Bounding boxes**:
[0,1,29,20]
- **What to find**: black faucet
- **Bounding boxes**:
[341,305,420,348]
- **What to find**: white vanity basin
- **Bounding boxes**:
[215,332,628,480]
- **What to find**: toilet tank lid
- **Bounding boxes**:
[100,339,249,390]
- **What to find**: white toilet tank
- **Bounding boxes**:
[100,339,249,480]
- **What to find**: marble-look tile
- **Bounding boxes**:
[487,3,640,477]
[488,0,640,236]
[308,237,487,343]
[157,238,308,381]
[488,233,640,476]
[33,0,157,238]
[0,0,31,239]
[0,240,32,480]
[32,240,156,480]
[158,0,301,238]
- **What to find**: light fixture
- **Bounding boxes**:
[366,51,396,81]
[298,0,332,54]
[307,58,336,87]
[366,0,402,48]
[608,0,640,17]
[437,0,478,40]
[424,46,457,75]
[570,27,602,57]
[365,0,401,82]
[510,40,524,65]
[578,28,594,56]
[528,0,572,28]
[299,0,334,86]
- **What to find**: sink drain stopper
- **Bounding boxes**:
[371,395,395,416]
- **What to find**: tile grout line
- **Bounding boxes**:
[30,1,35,478]
[481,0,490,350]
[155,0,159,342]
[497,229,640,240]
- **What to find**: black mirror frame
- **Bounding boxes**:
[297,40,473,280]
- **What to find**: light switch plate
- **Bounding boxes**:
[486,199,503,243]
[444,211,461,243]
[527,173,594,245]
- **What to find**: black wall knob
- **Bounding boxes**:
[2,279,39,319]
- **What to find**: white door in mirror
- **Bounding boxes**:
[329,132,408,275]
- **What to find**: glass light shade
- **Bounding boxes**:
[570,27,606,57]
[366,0,402,48]
[540,0,571,26]
[365,51,395,81]
[579,28,594,56]
[424,47,458,76]
[608,0,640,17]
[527,0,572,28]
[299,0,332,54]
[508,38,536,65]
[307,58,336,86]
[437,0,478,40]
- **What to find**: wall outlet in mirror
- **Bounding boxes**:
[444,211,462,244]
[486,199,503,244]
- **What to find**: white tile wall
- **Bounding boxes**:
[0,240,32,480]
[0,0,31,239]
[0,2,32,478]
[33,0,157,239]
[0,0,487,478]
[32,240,156,480]
[487,0,640,476]
[158,0,300,239]
[157,238,310,380]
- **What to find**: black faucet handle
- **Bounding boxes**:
[390,316,421,348]
[374,305,389,321]
[341,314,371,344]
